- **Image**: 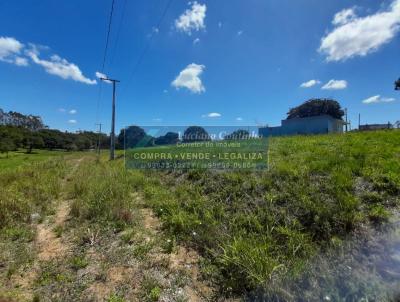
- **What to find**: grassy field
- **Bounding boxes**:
[0,130,399,301]
[138,130,400,299]
[0,149,72,170]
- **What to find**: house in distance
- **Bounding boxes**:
[259,99,346,137]
[359,123,393,131]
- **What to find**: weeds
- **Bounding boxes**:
[1,131,399,300]
[69,159,144,228]
[0,158,66,229]
[138,130,400,294]
[69,255,88,271]
[140,275,163,302]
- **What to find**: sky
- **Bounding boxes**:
[0,0,399,133]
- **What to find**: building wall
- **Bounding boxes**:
[259,115,344,137]
[359,124,392,131]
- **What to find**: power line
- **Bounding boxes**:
[125,0,174,85]
[109,0,128,68]
[95,0,116,131]
[101,0,116,73]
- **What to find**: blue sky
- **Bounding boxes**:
[0,0,399,133]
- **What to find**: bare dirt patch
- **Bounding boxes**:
[139,204,214,301]
[169,245,213,301]
[7,157,84,300]
[36,199,71,261]
[85,265,136,301]
[36,223,67,261]
[141,208,161,231]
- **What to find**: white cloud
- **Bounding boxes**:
[319,0,400,61]
[218,22,222,28]
[171,63,205,94]
[163,89,168,93]
[69,109,77,114]
[237,30,243,36]
[202,112,221,118]
[300,79,321,88]
[321,79,347,90]
[0,37,22,58]
[95,71,106,79]
[26,45,96,85]
[236,117,243,121]
[58,108,66,113]
[14,57,29,66]
[175,1,206,35]
[0,36,28,66]
[333,8,357,26]
[193,38,200,44]
[1,37,96,82]
[362,95,396,104]
[68,119,77,124]
[95,71,111,83]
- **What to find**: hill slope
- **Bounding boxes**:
[1,130,399,301]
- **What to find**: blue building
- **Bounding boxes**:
[259,115,345,137]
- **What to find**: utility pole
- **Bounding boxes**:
[358,113,361,130]
[345,108,348,132]
[100,77,120,160]
[95,123,102,156]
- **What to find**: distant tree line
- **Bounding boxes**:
[118,125,251,148]
[0,109,46,130]
[0,108,253,156]
[0,125,110,155]
[0,108,110,156]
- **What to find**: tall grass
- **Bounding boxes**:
[138,130,400,294]
[0,158,67,229]
[2,131,397,299]
[69,159,145,228]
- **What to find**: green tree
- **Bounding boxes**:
[182,126,211,142]
[287,99,344,120]
[117,126,154,149]
[39,129,62,150]
[65,142,78,151]
[0,138,15,158]
[23,132,44,153]
[0,125,24,148]
[395,78,400,90]
[154,132,179,145]
[75,136,91,151]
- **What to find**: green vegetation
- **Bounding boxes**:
[0,149,69,170]
[0,157,67,228]
[69,158,144,228]
[140,275,163,302]
[136,130,400,297]
[0,108,110,153]
[69,256,89,271]
[0,129,399,301]
[287,98,344,120]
